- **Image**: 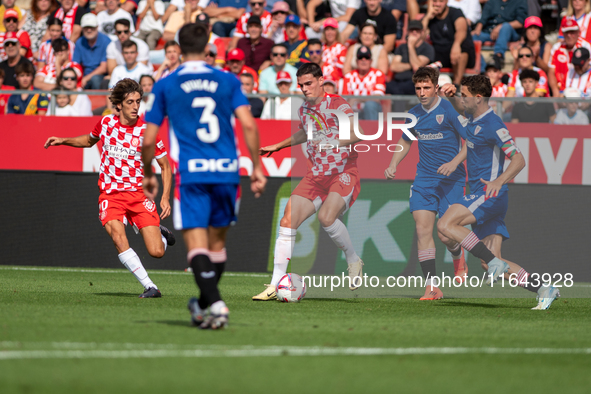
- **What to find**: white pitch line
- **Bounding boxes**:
[0,266,270,278]
[0,344,590,360]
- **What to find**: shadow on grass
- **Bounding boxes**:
[435,300,524,309]
[93,292,139,297]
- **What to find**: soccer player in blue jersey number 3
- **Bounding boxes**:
[141,23,267,329]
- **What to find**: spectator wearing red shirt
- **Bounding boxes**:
[230,0,272,50]
[236,15,274,71]
[321,18,347,81]
[0,67,14,113]
[484,62,507,97]
[549,18,591,96]
[558,0,591,43]
[304,38,342,83]
[1,9,32,60]
[340,45,385,120]
[224,47,259,91]
[507,45,549,98]
[52,0,86,43]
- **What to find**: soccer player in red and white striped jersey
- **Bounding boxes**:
[253,63,365,300]
[44,79,175,298]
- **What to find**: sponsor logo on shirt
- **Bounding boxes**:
[104,144,138,160]
[416,132,444,140]
[188,158,238,172]
[466,139,474,149]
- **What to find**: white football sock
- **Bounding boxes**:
[270,227,296,286]
[323,219,360,264]
[119,248,156,290]
[161,234,167,251]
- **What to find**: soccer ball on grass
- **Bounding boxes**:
[276,273,307,303]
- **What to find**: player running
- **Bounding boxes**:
[44,78,175,298]
[142,23,267,329]
[437,75,560,310]
[252,62,364,301]
[384,67,468,301]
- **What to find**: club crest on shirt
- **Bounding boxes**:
[436,114,444,124]
[339,173,351,185]
[143,199,156,212]
[474,126,482,135]
[131,137,140,148]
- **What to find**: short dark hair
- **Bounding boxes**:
[518,45,534,56]
[461,75,493,99]
[412,67,439,86]
[51,38,69,52]
[178,23,209,55]
[296,62,323,78]
[109,78,143,110]
[164,40,180,50]
[240,72,254,81]
[307,39,322,48]
[122,40,137,51]
[114,18,131,29]
[272,43,287,52]
[519,68,540,82]
[46,16,63,28]
[139,74,155,85]
[15,61,35,76]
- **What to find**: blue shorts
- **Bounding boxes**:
[173,183,240,230]
[458,189,510,240]
[409,179,465,218]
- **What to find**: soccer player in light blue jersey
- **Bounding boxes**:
[385,67,469,301]
[141,23,267,329]
[437,75,560,310]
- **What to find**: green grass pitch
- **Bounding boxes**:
[1,266,590,394]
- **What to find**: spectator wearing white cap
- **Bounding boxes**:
[565,47,591,98]
[259,42,297,95]
[261,70,302,119]
[554,87,589,125]
[73,13,110,89]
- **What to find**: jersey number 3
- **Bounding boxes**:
[192,97,220,143]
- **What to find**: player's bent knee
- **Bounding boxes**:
[279,215,291,228]
[436,219,450,237]
[148,244,165,258]
[317,211,336,228]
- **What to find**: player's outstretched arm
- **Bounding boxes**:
[385,137,412,179]
[142,123,160,201]
[156,155,172,219]
[260,128,307,157]
[438,142,467,177]
[481,152,525,198]
[44,134,99,149]
[235,105,267,197]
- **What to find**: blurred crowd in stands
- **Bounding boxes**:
[0,0,590,124]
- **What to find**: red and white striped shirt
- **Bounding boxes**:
[565,66,591,98]
[54,3,79,40]
[234,11,272,38]
[340,68,386,96]
[38,39,75,65]
[549,37,591,92]
[491,83,508,97]
[91,115,167,194]
[322,42,347,81]
[298,93,357,176]
[36,61,83,86]
[558,14,591,43]
[508,67,549,97]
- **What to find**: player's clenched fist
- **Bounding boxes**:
[250,167,267,198]
[44,137,64,149]
[438,83,457,97]
[384,165,397,180]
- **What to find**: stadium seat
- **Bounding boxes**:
[89,92,108,110]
